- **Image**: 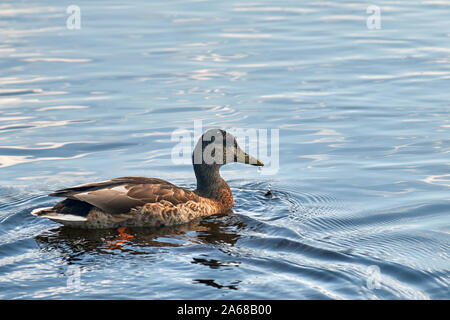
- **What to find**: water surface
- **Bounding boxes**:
[0,0,449,299]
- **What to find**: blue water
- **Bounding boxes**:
[0,0,449,299]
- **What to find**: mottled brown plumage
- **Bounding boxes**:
[31,129,263,229]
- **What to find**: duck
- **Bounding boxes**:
[31,129,264,229]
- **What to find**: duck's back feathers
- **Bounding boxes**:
[49,177,200,214]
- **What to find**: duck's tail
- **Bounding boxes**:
[31,204,88,228]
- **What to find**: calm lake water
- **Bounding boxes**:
[0,0,449,299]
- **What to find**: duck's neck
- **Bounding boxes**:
[193,164,234,209]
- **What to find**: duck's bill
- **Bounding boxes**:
[236,150,264,166]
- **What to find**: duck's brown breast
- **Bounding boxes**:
[215,187,234,211]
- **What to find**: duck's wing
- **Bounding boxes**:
[49,176,199,214]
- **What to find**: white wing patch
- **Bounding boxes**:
[110,185,129,193]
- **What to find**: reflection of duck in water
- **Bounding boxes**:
[32,129,263,229]
[34,215,243,255]
[35,217,244,292]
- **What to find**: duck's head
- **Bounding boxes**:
[192,129,263,196]
[192,129,264,168]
